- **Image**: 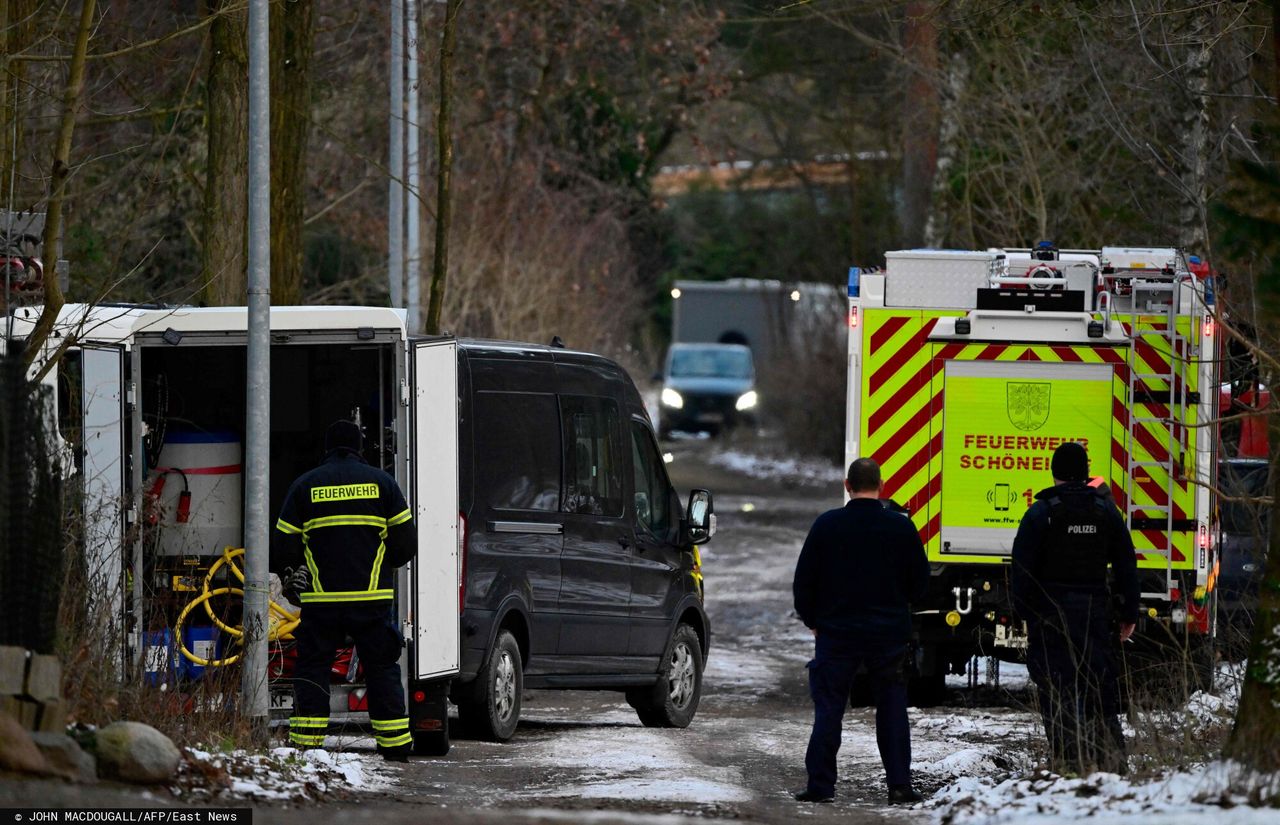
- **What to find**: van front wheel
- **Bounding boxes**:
[458,630,522,741]
[627,623,702,728]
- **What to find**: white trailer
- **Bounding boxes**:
[8,302,460,754]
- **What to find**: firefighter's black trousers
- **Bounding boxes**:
[1026,591,1126,775]
[289,603,411,755]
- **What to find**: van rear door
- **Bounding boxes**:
[410,338,461,680]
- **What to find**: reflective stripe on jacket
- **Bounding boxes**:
[273,451,416,603]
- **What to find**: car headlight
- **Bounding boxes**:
[735,390,758,411]
[661,387,684,409]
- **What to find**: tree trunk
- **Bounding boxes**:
[269,0,313,306]
[0,0,37,200]
[1,0,39,323]
[898,1,939,248]
[924,50,966,248]
[201,0,249,307]
[1177,5,1213,252]
[1224,402,1280,772]
[1,0,7,198]
[21,0,96,369]
[1273,0,1279,104]
[426,0,462,335]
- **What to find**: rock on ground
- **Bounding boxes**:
[31,732,96,783]
[95,721,181,784]
[0,711,49,775]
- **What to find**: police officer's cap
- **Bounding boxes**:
[1050,441,1088,482]
[325,419,363,454]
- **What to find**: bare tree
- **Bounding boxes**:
[0,0,39,200]
[899,0,940,246]
[426,0,462,335]
[1219,1,1280,772]
[269,0,314,305]
[21,0,96,367]
[201,0,248,307]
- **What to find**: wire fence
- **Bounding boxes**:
[0,350,64,654]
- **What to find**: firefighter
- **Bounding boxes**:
[792,458,930,804]
[273,419,417,761]
[1011,441,1139,776]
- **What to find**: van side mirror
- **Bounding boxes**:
[684,488,715,544]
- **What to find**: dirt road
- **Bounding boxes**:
[320,437,1034,825]
[318,436,923,825]
[2,436,1039,824]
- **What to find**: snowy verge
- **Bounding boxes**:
[927,662,1275,824]
[930,763,1280,825]
[179,746,396,803]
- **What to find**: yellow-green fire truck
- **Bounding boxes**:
[845,245,1219,700]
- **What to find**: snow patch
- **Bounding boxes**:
[927,661,1276,824]
[182,745,395,802]
[930,762,1280,825]
[520,809,700,825]
[923,748,1001,779]
[914,710,1037,740]
[518,728,753,804]
[576,776,752,803]
[704,646,782,695]
[945,661,1032,690]
[708,450,841,486]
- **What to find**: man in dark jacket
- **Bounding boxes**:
[792,458,930,804]
[273,420,417,761]
[1011,441,1138,776]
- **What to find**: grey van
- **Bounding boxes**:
[657,342,758,437]
[444,340,714,741]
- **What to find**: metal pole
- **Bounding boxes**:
[242,0,272,725]
[388,0,405,309]
[405,0,420,334]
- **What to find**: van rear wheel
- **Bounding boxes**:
[458,630,522,741]
[627,623,702,728]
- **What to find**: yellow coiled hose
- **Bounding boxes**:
[175,546,301,667]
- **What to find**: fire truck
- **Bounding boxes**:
[844,244,1220,700]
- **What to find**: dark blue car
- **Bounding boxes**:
[657,343,758,438]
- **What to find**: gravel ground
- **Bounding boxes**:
[2,434,1047,825]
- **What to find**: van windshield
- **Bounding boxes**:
[669,347,752,379]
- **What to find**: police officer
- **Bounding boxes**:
[1011,441,1138,776]
[273,419,417,761]
[792,458,930,804]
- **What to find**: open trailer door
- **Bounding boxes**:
[79,343,130,674]
[410,338,461,681]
